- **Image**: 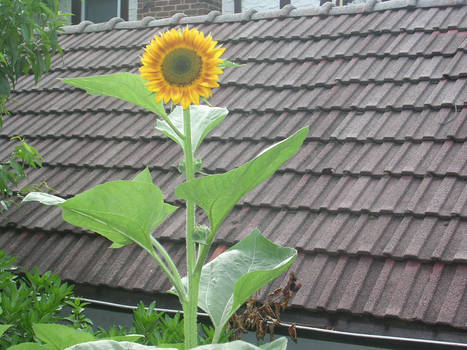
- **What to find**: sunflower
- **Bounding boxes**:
[140,27,225,109]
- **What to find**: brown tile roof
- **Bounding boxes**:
[1,0,466,342]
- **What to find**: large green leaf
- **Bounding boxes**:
[195,338,287,350]
[8,343,54,350]
[196,229,296,334]
[60,73,166,117]
[176,127,308,233]
[65,340,171,350]
[105,335,144,342]
[258,338,287,350]
[23,169,177,254]
[65,339,286,350]
[156,105,228,153]
[33,323,96,349]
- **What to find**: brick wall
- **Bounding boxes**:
[137,0,221,19]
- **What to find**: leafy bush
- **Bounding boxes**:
[96,301,231,346]
[0,250,91,347]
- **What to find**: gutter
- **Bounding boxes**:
[78,297,467,349]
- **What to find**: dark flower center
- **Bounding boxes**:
[161,48,202,87]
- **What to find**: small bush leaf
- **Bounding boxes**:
[0,324,11,337]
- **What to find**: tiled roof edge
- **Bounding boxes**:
[60,0,467,34]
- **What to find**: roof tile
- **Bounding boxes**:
[1,2,466,337]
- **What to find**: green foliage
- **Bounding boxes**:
[7,323,143,350]
[0,324,11,336]
[97,301,230,347]
[0,0,65,212]
[63,298,94,329]
[0,250,90,348]
[60,73,167,118]
[0,0,66,97]
[8,342,55,350]
[33,323,96,349]
[0,136,43,213]
[131,302,184,345]
[194,230,296,339]
[176,127,309,235]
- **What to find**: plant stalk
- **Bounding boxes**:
[183,107,199,349]
[151,237,187,301]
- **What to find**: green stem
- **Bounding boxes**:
[212,326,224,344]
[147,248,186,302]
[161,113,185,141]
[194,241,211,276]
[151,237,187,301]
[183,107,199,349]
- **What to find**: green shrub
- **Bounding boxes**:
[0,250,91,347]
[96,301,232,346]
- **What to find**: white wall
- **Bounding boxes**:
[222,0,321,14]
[129,0,138,20]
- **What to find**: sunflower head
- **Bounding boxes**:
[140,27,225,109]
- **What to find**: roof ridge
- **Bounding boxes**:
[60,0,467,34]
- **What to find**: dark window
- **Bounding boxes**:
[280,0,291,8]
[71,0,128,25]
[234,0,241,13]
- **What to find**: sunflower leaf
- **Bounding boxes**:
[156,105,228,153]
[175,127,308,234]
[194,229,296,337]
[60,73,167,117]
[23,169,177,254]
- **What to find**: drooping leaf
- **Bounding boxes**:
[33,323,96,349]
[60,73,166,117]
[23,170,177,254]
[23,192,65,205]
[196,229,296,335]
[156,105,228,153]
[65,340,171,350]
[176,127,308,234]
